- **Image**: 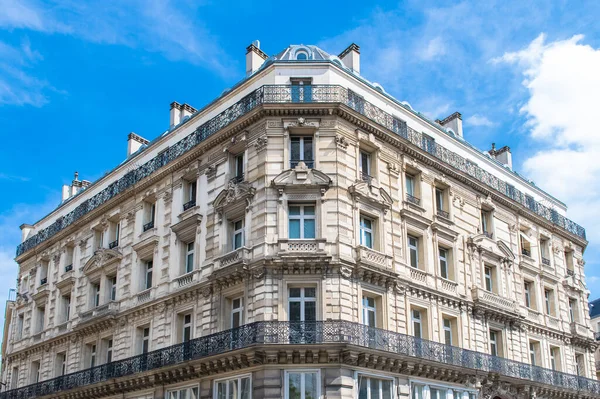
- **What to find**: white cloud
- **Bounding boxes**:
[466,114,496,127]
[421,37,447,61]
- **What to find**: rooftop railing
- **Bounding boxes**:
[2,320,597,398]
[16,85,585,258]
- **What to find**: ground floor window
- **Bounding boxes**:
[285,370,320,399]
[215,375,251,399]
[411,382,476,399]
[358,375,393,399]
[168,385,199,399]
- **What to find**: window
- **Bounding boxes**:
[232,219,244,250]
[139,327,150,354]
[362,296,377,327]
[185,241,195,273]
[144,261,153,290]
[360,151,372,182]
[296,51,308,60]
[565,251,574,274]
[360,216,374,249]
[435,188,448,218]
[177,313,192,343]
[55,352,66,376]
[489,330,502,357]
[569,298,578,322]
[291,79,313,102]
[289,287,316,322]
[61,294,71,322]
[65,246,74,270]
[412,309,423,339]
[106,339,113,363]
[16,313,24,340]
[408,236,419,268]
[94,228,104,249]
[405,174,419,204]
[10,367,18,389]
[529,341,539,365]
[481,210,492,237]
[550,347,560,371]
[20,275,29,294]
[540,238,550,264]
[285,370,319,399]
[35,306,45,333]
[215,375,251,399]
[289,205,316,239]
[290,136,314,168]
[520,233,531,257]
[524,282,532,308]
[144,202,156,231]
[108,221,120,248]
[231,297,244,328]
[168,386,199,399]
[89,344,97,368]
[484,266,494,292]
[92,283,100,307]
[575,354,585,376]
[39,261,48,286]
[358,375,393,399]
[438,248,448,279]
[184,180,197,209]
[109,276,117,301]
[30,361,40,384]
[233,153,244,182]
[442,318,453,346]
[544,289,554,316]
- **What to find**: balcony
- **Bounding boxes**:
[356,246,391,270]
[570,321,591,338]
[172,270,200,291]
[410,267,428,284]
[136,289,153,305]
[472,287,517,314]
[143,220,154,232]
[4,320,598,399]
[405,193,420,206]
[436,209,450,219]
[214,247,251,269]
[182,199,196,211]
[108,239,119,249]
[541,257,551,266]
[79,301,119,323]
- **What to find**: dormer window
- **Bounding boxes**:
[296,51,308,60]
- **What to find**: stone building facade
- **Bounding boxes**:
[0,42,597,399]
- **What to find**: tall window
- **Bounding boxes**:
[93,283,100,307]
[168,386,199,399]
[362,296,377,327]
[61,294,71,322]
[184,180,197,209]
[575,354,584,376]
[215,376,251,399]
[182,314,192,343]
[289,205,316,239]
[144,261,153,290]
[569,298,578,322]
[144,202,156,231]
[520,234,531,257]
[89,344,97,368]
[442,318,453,345]
[231,297,244,328]
[529,342,538,365]
[232,219,244,250]
[408,236,419,268]
[233,153,244,182]
[544,289,554,315]
[16,314,24,339]
[285,370,319,399]
[108,221,120,248]
[10,367,19,389]
[412,309,422,339]
[540,238,550,264]
[290,136,314,168]
[360,216,374,249]
[360,150,372,182]
[106,339,113,363]
[289,287,316,322]
[489,331,499,356]
[56,352,66,376]
[435,188,448,217]
[565,251,574,274]
[185,241,195,273]
[438,248,448,279]
[524,281,532,308]
[405,174,418,204]
[36,306,45,333]
[30,361,40,384]
[109,276,117,301]
[140,327,150,354]
[484,266,493,292]
[481,210,492,237]
[358,376,393,399]
[550,347,559,370]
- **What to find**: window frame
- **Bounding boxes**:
[144,260,153,290]
[290,135,314,168]
[288,287,317,322]
[213,374,252,399]
[408,235,419,268]
[362,296,377,328]
[356,372,394,399]
[182,313,192,343]
[360,215,375,249]
[232,219,244,250]
[288,204,316,240]
[167,384,200,399]
[284,369,321,399]
[484,266,494,292]
[411,309,423,339]
[442,318,453,346]
[231,296,244,329]
[185,241,195,274]
[438,247,448,279]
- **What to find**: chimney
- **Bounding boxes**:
[170,102,197,128]
[62,172,88,202]
[339,43,360,74]
[436,112,463,138]
[246,40,268,76]
[127,132,149,157]
[19,224,33,243]
[489,143,513,170]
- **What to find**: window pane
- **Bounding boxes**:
[361,218,372,229]
[291,139,301,160]
[289,302,301,321]
[304,206,315,215]
[289,206,301,215]
[368,311,376,327]
[369,379,379,399]
[304,219,316,239]
[305,301,316,321]
[303,138,313,160]
[241,377,251,399]
[410,248,418,268]
[304,287,316,297]
[363,231,373,248]
[290,288,301,297]
[234,233,242,249]
[288,373,302,399]
[382,380,392,399]
[305,372,317,399]
[289,219,301,239]
[358,377,368,399]
[229,380,237,399]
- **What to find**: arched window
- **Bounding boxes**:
[296,51,308,60]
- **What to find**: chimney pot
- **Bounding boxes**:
[19,224,34,243]
[246,41,268,76]
[338,43,360,74]
[127,132,149,157]
[437,112,463,138]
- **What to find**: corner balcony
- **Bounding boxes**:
[471,287,517,314]
[4,321,598,399]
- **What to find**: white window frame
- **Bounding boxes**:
[360,150,372,177]
[360,215,374,249]
[408,236,419,268]
[284,369,321,399]
[550,347,557,370]
[234,153,244,180]
[231,297,244,328]
[290,136,314,168]
[182,313,192,343]
[405,174,415,197]
[289,204,316,239]
[232,219,244,250]
[362,296,377,328]
[93,283,100,307]
[288,287,317,322]
[442,318,452,346]
[167,384,199,399]
[435,188,444,212]
[411,309,422,339]
[141,326,150,354]
[489,330,498,356]
[187,180,197,203]
[544,289,553,315]
[213,374,252,399]
[90,344,97,368]
[524,281,531,308]
[109,276,117,301]
[438,248,448,279]
[529,342,537,365]
[356,372,394,399]
[185,241,195,273]
[106,339,113,363]
[484,266,493,292]
[145,260,153,290]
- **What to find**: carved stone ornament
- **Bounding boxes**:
[452,193,465,209]
[53,252,61,265]
[339,265,353,279]
[213,180,256,214]
[205,165,217,180]
[271,163,332,198]
[386,162,400,175]
[201,286,212,298]
[284,117,319,130]
[335,135,349,150]
[254,135,268,153]
[348,181,393,214]
[252,267,266,280]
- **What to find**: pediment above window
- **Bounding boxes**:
[348,181,393,212]
[171,214,202,243]
[213,180,256,215]
[272,164,332,197]
[82,248,122,276]
[467,236,514,266]
[132,235,159,260]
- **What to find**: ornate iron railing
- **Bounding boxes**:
[182,199,196,211]
[108,240,119,249]
[406,193,421,206]
[541,257,551,266]
[437,209,450,219]
[16,84,586,257]
[2,320,598,398]
[522,248,532,257]
[142,221,154,232]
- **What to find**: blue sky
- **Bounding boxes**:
[1,0,600,310]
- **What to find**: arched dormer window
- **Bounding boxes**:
[296,51,308,60]
[292,46,311,61]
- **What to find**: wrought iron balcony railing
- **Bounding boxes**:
[437,209,450,219]
[229,175,245,184]
[360,171,373,184]
[541,257,551,266]
[182,199,196,211]
[483,231,494,239]
[16,84,586,258]
[142,221,154,232]
[522,248,532,257]
[406,193,421,206]
[2,321,598,398]
[108,240,119,249]
[64,264,73,273]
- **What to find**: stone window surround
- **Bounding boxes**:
[277,277,323,322]
[213,373,252,399]
[407,298,430,339]
[439,309,461,347]
[220,284,247,331]
[283,369,321,399]
[358,283,387,330]
[353,370,396,399]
